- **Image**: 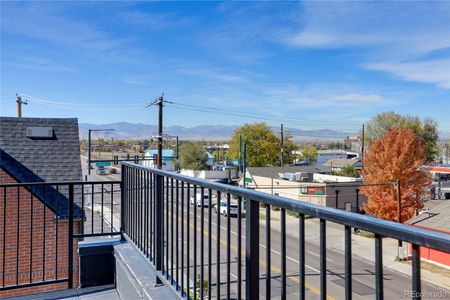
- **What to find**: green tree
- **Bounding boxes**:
[229,123,297,167]
[365,112,439,162]
[335,165,359,178]
[300,145,318,162]
[179,142,208,170]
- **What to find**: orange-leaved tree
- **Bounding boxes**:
[361,128,431,221]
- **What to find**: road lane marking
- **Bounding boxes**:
[116,177,335,299]
[179,213,335,300]
[188,209,322,274]
[308,250,334,262]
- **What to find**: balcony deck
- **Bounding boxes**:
[1,162,449,299]
[6,285,119,300]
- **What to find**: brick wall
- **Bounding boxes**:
[0,169,81,297]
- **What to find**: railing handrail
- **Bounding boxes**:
[121,162,450,252]
[0,180,121,187]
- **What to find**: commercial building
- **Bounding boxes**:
[239,166,366,210]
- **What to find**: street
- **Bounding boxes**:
[80,156,448,299]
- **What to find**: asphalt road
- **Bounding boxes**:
[174,189,447,299]
[79,156,448,299]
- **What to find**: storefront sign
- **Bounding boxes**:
[300,186,325,195]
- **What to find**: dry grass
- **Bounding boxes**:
[405,260,450,278]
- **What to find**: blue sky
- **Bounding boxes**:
[1,1,449,133]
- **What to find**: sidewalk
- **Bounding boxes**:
[261,207,450,291]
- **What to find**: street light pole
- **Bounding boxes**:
[176,136,179,171]
[243,143,247,188]
[87,128,115,179]
[280,124,284,167]
[88,130,92,176]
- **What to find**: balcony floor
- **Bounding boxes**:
[7,285,120,300]
[64,288,120,300]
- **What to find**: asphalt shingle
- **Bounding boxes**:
[247,165,329,179]
[0,117,83,218]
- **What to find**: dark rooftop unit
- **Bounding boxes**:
[0,117,83,218]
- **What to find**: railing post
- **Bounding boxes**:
[412,244,421,299]
[246,199,259,300]
[335,190,339,209]
[355,189,360,213]
[120,164,126,240]
[155,173,164,285]
[68,183,74,289]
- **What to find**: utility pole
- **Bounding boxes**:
[88,130,92,176]
[157,94,163,169]
[445,143,449,164]
[176,137,179,160]
[146,93,165,169]
[239,134,242,175]
[280,124,284,167]
[361,124,365,161]
[243,142,247,188]
[16,94,27,118]
[396,180,404,258]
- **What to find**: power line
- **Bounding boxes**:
[22,94,142,108]
[166,103,359,131]
[167,101,362,128]
[19,94,144,111]
[17,94,449,133]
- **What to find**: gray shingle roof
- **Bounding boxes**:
[0,117,82,182]
[322,158,362,168]
[247,165,329,179]
[0,117,83,218]
[409,200,450,232]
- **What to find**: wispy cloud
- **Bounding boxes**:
[175,65,250,84]
[283,1,450,89]
[118,10,195,31]
[122,75,150,86]
[195,2,299,63]
[331,94,384,104]
[259,83,392,109]
[1,2,142,63]
[4,58,76,73]
[365,59,450,89]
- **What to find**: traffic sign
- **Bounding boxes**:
[96,162,112,167]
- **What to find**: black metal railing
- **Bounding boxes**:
[0,181,121,292]
[121,162,450,300]
[1,163,449,299]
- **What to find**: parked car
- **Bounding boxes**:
[214,200,239,217]
[439,174,449,181]
[96,166,106,175]
[190,193,211,207]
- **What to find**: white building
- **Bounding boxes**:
[180,169,237,183]
[317,150,359,165]
[142,149,176,171]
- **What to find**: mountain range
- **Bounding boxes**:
[79,122,356,141]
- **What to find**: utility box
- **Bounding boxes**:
[79,240,117,288]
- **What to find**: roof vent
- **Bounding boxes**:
[27,127,53,138]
